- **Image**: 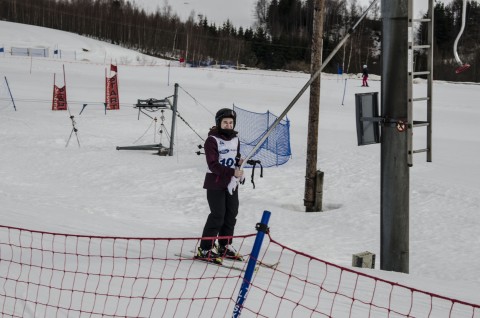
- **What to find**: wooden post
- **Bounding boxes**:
[314,170,324,211]
[304,0,325,212]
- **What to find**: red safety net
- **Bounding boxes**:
[0,224,478,318]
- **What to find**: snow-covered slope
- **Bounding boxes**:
[1,21,480,304]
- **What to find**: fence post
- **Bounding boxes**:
[232,210,271,318]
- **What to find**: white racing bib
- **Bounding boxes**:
[207,136,239,172]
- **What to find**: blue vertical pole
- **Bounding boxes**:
[266,111,270,150]
[4,76,16,111]
[232,210,271,318]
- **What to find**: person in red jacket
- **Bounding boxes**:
[362,64,369,87]
[196,108,244,264]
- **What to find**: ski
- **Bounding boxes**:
[188,250,280,270]
[175,253,255,272]
[254,259,280,270]
[224,257,280,270]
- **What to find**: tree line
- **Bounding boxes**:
[0,0,478,81]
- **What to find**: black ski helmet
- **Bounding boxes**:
[215,108,236,128]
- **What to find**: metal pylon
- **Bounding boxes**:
[407,0,434,166]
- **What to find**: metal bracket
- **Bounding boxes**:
[361,116,408,131]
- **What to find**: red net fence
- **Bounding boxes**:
[0,224,479,318]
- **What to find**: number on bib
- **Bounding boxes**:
[220,158,235,167]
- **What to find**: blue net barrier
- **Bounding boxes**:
[234,105,291,168]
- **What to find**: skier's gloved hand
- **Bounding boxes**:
[239,174,245,184]
[234,167,243,178]
[227,176,239,195]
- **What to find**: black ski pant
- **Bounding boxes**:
[200,188,239,250]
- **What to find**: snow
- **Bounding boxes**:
[1,20,480,311]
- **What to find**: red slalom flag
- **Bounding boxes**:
[106,74,120,110]
[52,85,68,111]
[110,64,117,73]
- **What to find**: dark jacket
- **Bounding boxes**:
[362,68,369,77]
[203,127,241,190]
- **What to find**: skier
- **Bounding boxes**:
[197,108,244,264]
[362,64,369,87]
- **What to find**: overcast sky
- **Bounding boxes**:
[133,0,453,29]
[134,0,259,28]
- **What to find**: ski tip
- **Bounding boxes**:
[228,255,244,262]
[194,255,223,265]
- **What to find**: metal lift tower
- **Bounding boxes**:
[381,0,434,273]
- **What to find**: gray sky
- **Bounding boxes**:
[134,0,258,28]
[133,0,452,29]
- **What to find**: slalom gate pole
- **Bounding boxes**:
[63,64,68,111]
[239,0,378,169]
[341,78,347,106]
[52,73,56,111]
[104,68,107,113]
[167,62,171,86]
[4,76,16,111]
[79,104,87,115]
[232,210,271,318]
